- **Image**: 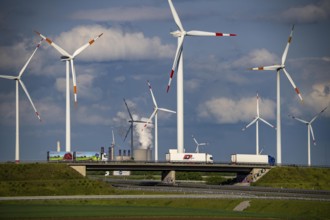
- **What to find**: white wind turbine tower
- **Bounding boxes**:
[0,39,43,163]
[123,98,148,157]
[192,135,208,153]
[35,31,103,152]
[166,0,236,154]
[249,25,303,164]
[289,106,327,166]
[110,129,115,161]
[242,93,275,155]
[144,80,176,162]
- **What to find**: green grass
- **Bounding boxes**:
[0,163,115,196]
[0,199,329,219]
[252,166,330,190]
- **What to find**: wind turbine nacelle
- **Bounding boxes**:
[61,56,72,61]
[170,30,184,37]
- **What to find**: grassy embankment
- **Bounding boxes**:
[252,166,330,190]
[0,163,115,196]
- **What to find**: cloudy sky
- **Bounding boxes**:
[0,0,329,165]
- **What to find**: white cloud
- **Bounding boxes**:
[55,77,66,94]
[44,25,174,62]
[76,74,102,101]
[74,104,112,126]
[186,49,278,86]
[54,73,102,101]
[280,1,330,24]
[36,98,64,124]
[114,76,126,83]
[233,48,279,68]
[0,95,64,126]
[0,39,42,72]
[198,96,276,124]
[185,79,201,93]
[322,57,330,62]
[71,6,169,22]
[295,82,330,117]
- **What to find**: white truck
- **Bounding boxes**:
[166,149,213,163]
[231,154,275,165]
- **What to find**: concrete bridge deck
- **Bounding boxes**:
[69,162,272,183]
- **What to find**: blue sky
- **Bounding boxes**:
[0,0,329,165]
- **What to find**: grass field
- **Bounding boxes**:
[0,163,116,196]
[251,166,330,190]
[0,199,329,220]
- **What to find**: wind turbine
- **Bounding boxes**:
[35,31,103,152]
[192,135,208,153]
[0,39,43,163]
[242,93,275,155]
[249,25,303,164]
[144,80,176,162]
[123,98,147,158]
[166,0,236,154]
[289,106,327,166]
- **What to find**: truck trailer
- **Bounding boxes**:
[166,150,213,163]
[231,154,275,165]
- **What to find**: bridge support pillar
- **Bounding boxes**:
[70,165,86,177]
[161,170,175,184]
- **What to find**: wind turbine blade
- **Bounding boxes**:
[18,39,43,78]
[19,80,41,121]
[123,125,132,143]
[256,92,260,117]
[167,36,184,93]
[132,120,149,124]
[34,31,71,57]
[249,65,281,71]
[123,98,133,120]
[158,107,176,114]
[147,80,157,107]
[282,68,303,101]
[259,117,275,128]
[309,125,316,146]
[282,25,294,65]
[73,33,103,57]
[0,75,16,80]
[310,106,328,123]
[143,109,157,130]
[242,118,258,131]
[70,60,78,103]
[289,115,308,124]
[168,0,184,31]
[187,30,236,37]
[192,136,198,145]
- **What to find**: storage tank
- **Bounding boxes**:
[133,149,152,161]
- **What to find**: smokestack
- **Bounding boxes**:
[57,141,60,152]
[108,147,113,161]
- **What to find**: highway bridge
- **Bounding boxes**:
[69,162,272,183]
